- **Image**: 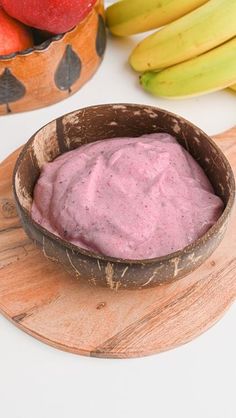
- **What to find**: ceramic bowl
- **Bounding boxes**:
[13,104,235,289]
[0,0,106,115]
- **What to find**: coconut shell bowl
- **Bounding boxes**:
[0,0,106,115]
[13,104,235,290]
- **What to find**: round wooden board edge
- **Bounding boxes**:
[0,298,234,359]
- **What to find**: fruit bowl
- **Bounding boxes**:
[0,0,106,115]
[13,104,235,290]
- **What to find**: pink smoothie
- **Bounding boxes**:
[31,133,223,260]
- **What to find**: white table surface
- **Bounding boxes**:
[0,18,236,418]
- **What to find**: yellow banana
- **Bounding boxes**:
[130,0,236,72]
[140,37,236,99]
[229,84,236,92]
[106,0,208,37]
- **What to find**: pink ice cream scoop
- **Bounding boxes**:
[31,133,224,260]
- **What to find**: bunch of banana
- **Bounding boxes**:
[140,37,236,98]
[106,0,208,37]
[106,0,236,99]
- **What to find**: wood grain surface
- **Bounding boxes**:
[0,129,235,358]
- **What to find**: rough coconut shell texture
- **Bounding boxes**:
[13,104,235,289]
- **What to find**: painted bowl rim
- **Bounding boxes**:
[13,103,236,266]
[0,1,99,61]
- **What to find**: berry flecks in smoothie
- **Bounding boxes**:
[31,133,223,260]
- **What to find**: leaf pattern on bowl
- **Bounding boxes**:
[96,14,106,58]
[0,68,26,113]
[54,45,82,93]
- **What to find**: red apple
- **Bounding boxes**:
[1,0,97,34]
[0,8,33,55]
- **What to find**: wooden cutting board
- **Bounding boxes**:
[0,128,235,358]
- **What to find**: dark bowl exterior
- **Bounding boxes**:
[13,104,235,289]
[0,0,105,115]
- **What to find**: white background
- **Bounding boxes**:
[0,3,236,416]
